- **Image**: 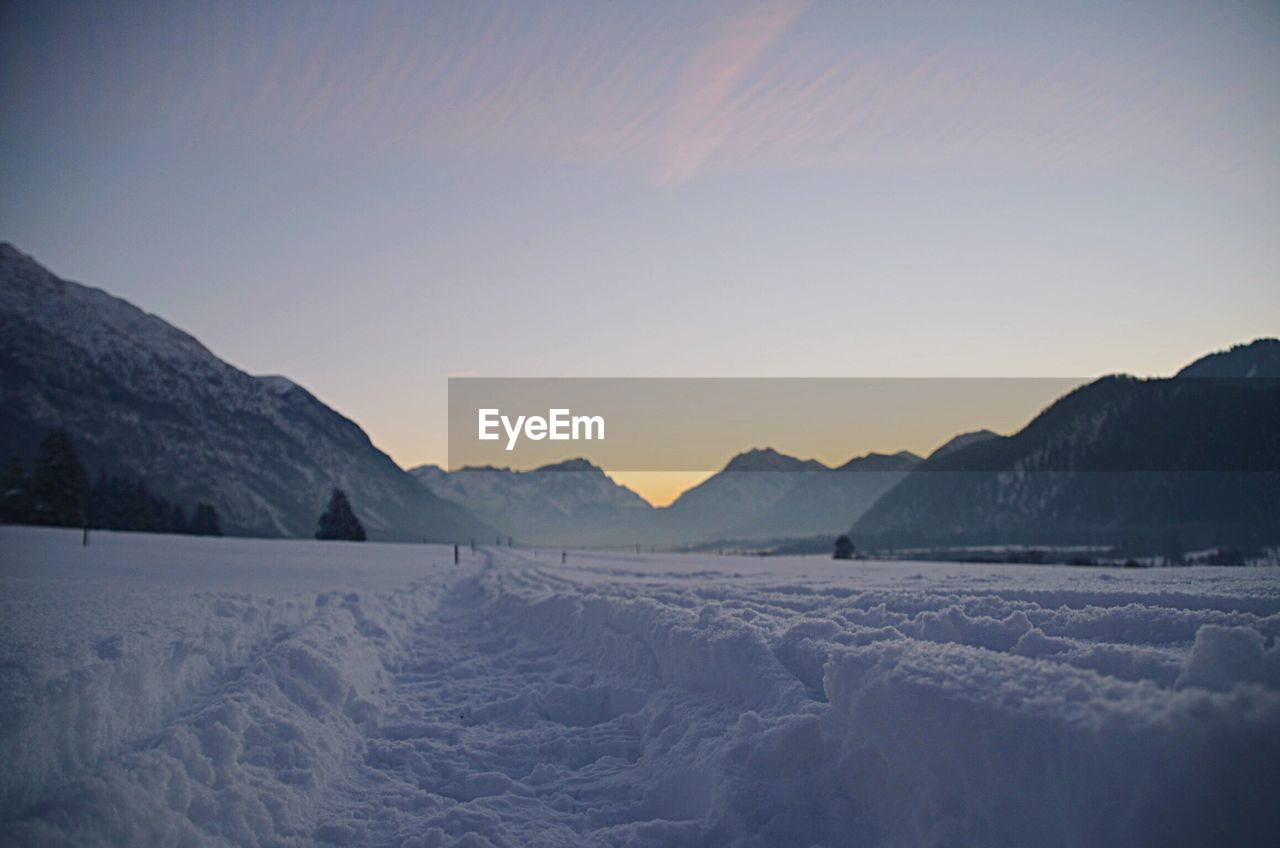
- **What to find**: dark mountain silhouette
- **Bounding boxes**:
[734,450,922,540]
[0,243,490,541]
[649,448,829,543]
[928,430,999,459]
[718,447,828,473]
[1176,338,1280,378]
[851,342,1280,552]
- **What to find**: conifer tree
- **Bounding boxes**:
[0,456,31,524]
[315,488,366,541]
[31,430,87,526]
[188,503,222,536]
[169,503,189,535]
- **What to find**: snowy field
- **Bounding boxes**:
[2,526,1278,847]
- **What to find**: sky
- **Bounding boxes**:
[2,0,1278,505]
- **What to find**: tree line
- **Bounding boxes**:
[2,430,379,544]
[0,429,222,536]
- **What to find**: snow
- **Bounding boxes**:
[2,526,1278,846]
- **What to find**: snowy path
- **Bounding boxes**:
[3,528,1280,847]
[325,548,769,846]
[330,556,668,846]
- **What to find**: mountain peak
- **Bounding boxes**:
[0,242,30,262]
[257,375,299,394]
[928,430,1000,460]
[534,458,601,473]
[722,447,827,472]
[1176,338,1280,379]
[837,450,923,472]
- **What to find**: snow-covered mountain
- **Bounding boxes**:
[0,243,490,541]
[410,459,652,546]
[852,341,1280,551]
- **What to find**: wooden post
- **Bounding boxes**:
[561,550,566,564]
[453,544,459,565]
[82,527,89,546]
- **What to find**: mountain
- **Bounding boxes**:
[1176,338,1280,378]
[927,429,999,458]
[0,243,490,542]
[851,345,1280,552]
[414,446,922,547]
[410,459,651,546]
[651,448,830,543]
[741,450,923,540]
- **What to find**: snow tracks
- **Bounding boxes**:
[5,543,1280,847]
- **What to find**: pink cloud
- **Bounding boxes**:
[654,1,810,182]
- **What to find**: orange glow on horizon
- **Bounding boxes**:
[602,470,713,508]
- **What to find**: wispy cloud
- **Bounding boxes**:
[2,0,1273,185]
[653,0,809,182]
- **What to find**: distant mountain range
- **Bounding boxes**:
[657,447,921,543]
[413,447,925,547]
[0,244,490,542]
[410,459,651,546]
[851,341,1280,551]
[411,342,1278,553]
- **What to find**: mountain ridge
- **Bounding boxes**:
[0,243,491,542]
[851,347,1280,551]
[1176,338,1280,379]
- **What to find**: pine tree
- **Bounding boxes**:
[188,503,222,536]
[30,430,87,527]
[0,456,32,524]
[86,469,208,535]
[169,503,189,535]
[315,488,366,541]
[833,535,855,560]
